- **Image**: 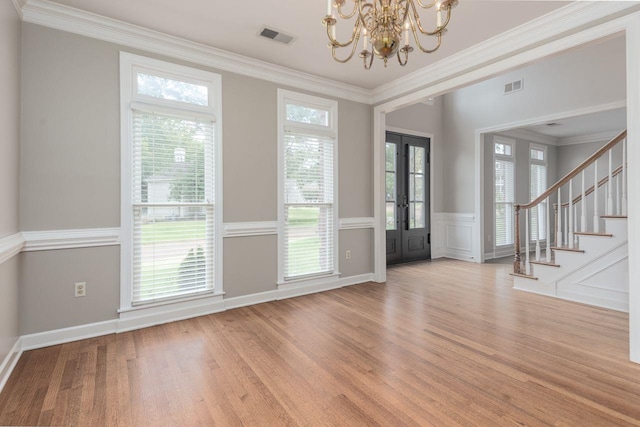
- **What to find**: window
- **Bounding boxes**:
[278,90,338,283]
[385,142,397,230]
[494,137,515,247]
[120,53,222,308]
[530,145,547,241]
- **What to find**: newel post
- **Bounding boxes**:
[514,205,521,274]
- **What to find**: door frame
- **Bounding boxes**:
[386,127,434,265]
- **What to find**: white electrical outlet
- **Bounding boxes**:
[75,282,86,298]
[346,250,351,260]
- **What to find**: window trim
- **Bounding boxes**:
[276,89,339,286]
[493,136,516,249]
[119,52,224,312]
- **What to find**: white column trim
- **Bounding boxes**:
[625,13,640,363]
[22,228,121,251]
[0,233,25,265]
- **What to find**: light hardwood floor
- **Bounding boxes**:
[2,259,640,426]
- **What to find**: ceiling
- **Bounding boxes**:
[519,107,627,140]
[44,0,570,90]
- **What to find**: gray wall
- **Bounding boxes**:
[386,99,444,210]
[440,36,626,213]
[19,24,373,335]
[0,2,21,363]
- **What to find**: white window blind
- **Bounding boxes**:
[284,132,334,278]
[131,111,215,304]
[494,137,515,248]
[279,90,337,282]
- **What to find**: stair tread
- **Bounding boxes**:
[551,246,585,253]
[574,232,613,237]
[509,272,538,280]
[530,260,561,267]
[601,215,627,219]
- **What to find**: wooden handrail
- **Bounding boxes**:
[515,129,626,210]
[559,164,624,208]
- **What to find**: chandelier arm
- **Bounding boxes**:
[397,49,408,66]
[413,0,437,9]
[336,0,359,19]
[332,32,362,63]
[412,30,442,53]
[363,48,375,70]
[411,1,452,36]
[357,2,374,28]
[326,19,361,48]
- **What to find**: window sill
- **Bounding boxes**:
[118,291,225,315]
[277,272,341,288]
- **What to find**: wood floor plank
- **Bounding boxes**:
[2,259,640,426]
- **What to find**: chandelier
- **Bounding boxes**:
[322,0,457,69]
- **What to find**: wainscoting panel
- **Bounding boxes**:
[432,213,477,261]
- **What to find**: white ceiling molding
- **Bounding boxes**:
[10,0,25,19]
[371,2,640,105]
[20,0,373,104]
[557,131,622,147]
[19,1,640,107]
[498,129,559,146]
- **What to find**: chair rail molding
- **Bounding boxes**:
[223,221,278,238]
[0,233,25,265]
[22,228,121,251]
[339,217,375,230]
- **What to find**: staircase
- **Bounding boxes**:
[511,130,629,312]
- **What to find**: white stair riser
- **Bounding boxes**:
[604,218,628,237]
[575,235,619,253]
[530,264,561,282]
[553,250,587,270]
[513,277,555,296]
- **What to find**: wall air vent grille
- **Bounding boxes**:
[504,78,524,95]
[259,27,295,45]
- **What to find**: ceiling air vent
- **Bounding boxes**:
[504,78,524,95]
[259,26,295,45]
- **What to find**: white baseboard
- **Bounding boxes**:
[277,280,343,300]
[117,296,226,333]
[0,338,22,394]
[21,319,118,351]
[224,290,279,310]
[340,273,375,287]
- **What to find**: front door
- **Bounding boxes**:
[386,132,431,265]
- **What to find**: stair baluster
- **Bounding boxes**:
[525,208,530,275]
[568,179,574,248]
[622,138,627,215]
[546,197,551,263]
[535,204,541,262]
[581,171,586,232]
[594,159,599,232]
[608,150,613,215]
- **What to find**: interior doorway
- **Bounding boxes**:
[385,131,431,264]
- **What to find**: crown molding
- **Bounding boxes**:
[498,128,559,146]
[20,0,373,104]
[371,2,640,105]
[557,131,622,147]
[10,0,25,19]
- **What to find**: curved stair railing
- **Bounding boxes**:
[513,129,627,276]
